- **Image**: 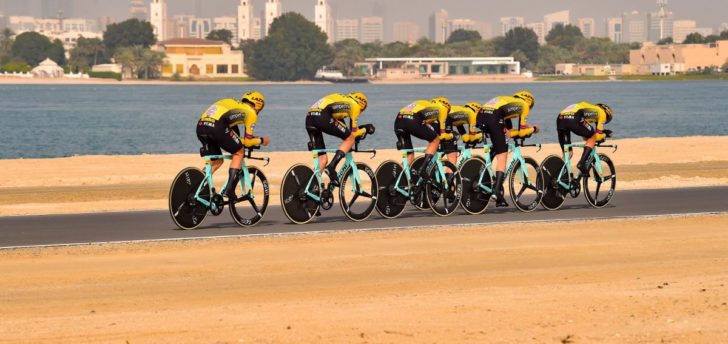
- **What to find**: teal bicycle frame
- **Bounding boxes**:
[468,139,539,194]
[193,153,265,211]
[394,148,451,199]
[304,148,369,203]
[556,143,616,190]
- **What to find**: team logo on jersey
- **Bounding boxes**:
[205,105,218,118]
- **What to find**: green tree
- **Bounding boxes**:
[683,32,705,44]
[1,59,32,72]
[705,35,721,43]
[657,37,673,45]
[206,29,233,44]
[534,44,572,74]
[497,27,539,67]
[247,12,333,81]
[722,60,728,73]
[103,19,156,56]
[0,28,14,65]
[572,37,630,64]
[68,37,107,72]
[446,29,482,44]
[113,46,139,78]
[10,31,62,66]
[330,39,365,76]
[138,47,166,79]
[381,41,411,57]
[48,39,66,66]
[721,31,728,40]
[545,24,584,50]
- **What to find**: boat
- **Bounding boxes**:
[315,67,369,83]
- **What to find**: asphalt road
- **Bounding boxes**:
[1,187,726,248]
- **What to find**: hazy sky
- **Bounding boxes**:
[2,0,727,37]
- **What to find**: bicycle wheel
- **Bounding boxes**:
[375,160,408,219]
[539,155,568,211]
[169,167,208,230]
[339,162,378,222]
[508,157,544,213]
[410,156,430,210]
[426,160,462,217]
[280,164,321,224]
[229,167,269,227]
[584,153,617,208]
[459,158,490,215]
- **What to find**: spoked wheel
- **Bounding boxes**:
[508,157,544,212]
[459,158,490,215]
[339,162,378,221]
[280,164,321,224]
[229,167,269,227]
[426,160,462,217]
[584,153,617,208]
[375,160,408,219]
[410,156,430,210]
[169,167,208,230]
[539,155,569,211]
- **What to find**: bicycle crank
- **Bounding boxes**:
[321,188,334,210]
[210,194,225,216]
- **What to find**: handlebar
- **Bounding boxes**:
[596,143,619,153]
[245,147,271,167]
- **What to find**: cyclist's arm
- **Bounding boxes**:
[242,111,262,147]
[349,105,366,138]
[437,107,453,140]
[594,110,607,142]
[463,111,482,142]
[517,105,534,137]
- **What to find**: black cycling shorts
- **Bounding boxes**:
[305,108,351,151]
[478,111,510,155]
[394,113,438,150]
[196,120,244,157]
[556,115,595,149]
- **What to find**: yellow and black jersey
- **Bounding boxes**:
[448,105,478,133]
[398,99,449,133]
[481,96,533,138]
[559,102,608,141]
[309,93,363,129]
[199,98,261,146]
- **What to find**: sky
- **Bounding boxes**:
[2,0,727,38]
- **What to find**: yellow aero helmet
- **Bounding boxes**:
[464,102,482,113]
[513,90,535,109]
[348,92,368,111]
[597,103,613,124]
[431,96,452,112]
[241,91,265,113]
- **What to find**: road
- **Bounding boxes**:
[1,187,726,248]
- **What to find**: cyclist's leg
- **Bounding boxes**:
[317,111,352,184]
[569,119,596,174]
[306,114,328,171]
[216,125,245,199]
[556,118,572,160]
[197,123,224,173]
[395,117,415,165]
[484,112,509,206]
[410,119,439,180]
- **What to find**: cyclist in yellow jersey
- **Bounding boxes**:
[197,91,270,201]
[394,97,452,182]
[557,102,614,175]
[443,102,483,166]
[306,92,369,185]
[478,91,540,207]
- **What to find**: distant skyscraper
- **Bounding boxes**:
[264,0,282,37]
[577,18,595,38]
[129,0,148,21]
[622,11,647,43]
[448,19,490,40]
[526,22,546,44]
[314,0,334,43]
[360,16,383,43]
[237,0,253,41]
[393,21,420,44]
[605,17,623,43]
[252,16,262,40]
[98,16,116,32]
[189,17,212,39]
[544,10,570,32]
[335,18,359,41]
[647,0,673,42]
[150,0,167,41]
[214,16,238,43]
[720,23,728,33]
[428,9,448,43]
[500,17,524,36]
[672,20,712,43]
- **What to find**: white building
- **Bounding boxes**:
[622,11,647,43]
[429,9,448,43]
[237,0,254,41]
[647,0,673,43]
[544,10,570,32]
[189,17,212,39]
[252,17,262,40]
[8,16,101,49]
[526,22,546,44]
[264,0,282,37]
[314,0,334,43]
[360,16,383,43]
[213,16,238,43]
[335,18,359,41]
[97,16,116,31]
[393,21,420,44]
[577,18,595,38]
[605,17,623,43]
[360,57,521,80]
[721,23,728,33]
[500,16,524,36]
[150,0,168,42]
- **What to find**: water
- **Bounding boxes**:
[1,81,727,159]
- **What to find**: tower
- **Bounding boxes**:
[264,0,282,37]
[150,0,167,42]
[129,0,148,21]
[314,0,333,42]
[238,0,254,41]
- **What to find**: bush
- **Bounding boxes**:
[88,71,122,81]
[1,60,32,73]
[171,72,181,81]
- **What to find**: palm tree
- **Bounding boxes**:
[113,46,138,79]
[0,28,15,63]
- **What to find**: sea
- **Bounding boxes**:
[1,81,727,159]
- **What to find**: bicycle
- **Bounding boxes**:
[375,144,463,218]
[169,148,270,230]
[280,125,378,224]
[540,142,618,210]
[458,137,545,214]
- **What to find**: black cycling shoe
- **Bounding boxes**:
[492,171,509,208]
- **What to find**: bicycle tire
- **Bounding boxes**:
[339,162,378,222]
[508,156,544,213]
[169,167,208,230]
[374,160,408,219]
[229,167,269,227]
[280,164,320,224]
[459,158,490,215]
[539,155,568,211]
[584,153,617,208]
[426,160,462,217]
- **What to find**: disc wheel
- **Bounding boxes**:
[409,156,431,210]
[169,167,208,230]
[280,164,321,224]
[508,156,544,213]
[584,153,617,208]
[229,167,269,227]
[375,160,408,219]
[426,160,462,217]
[459,158,490,215]
[539,155,569,211]
[339,162,378,222]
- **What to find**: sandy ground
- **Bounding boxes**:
[1,136,727,216]
[1,214,727,343]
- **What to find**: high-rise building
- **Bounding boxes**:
[526,22,546,44]
[544,10,569,32]
[237,0,253,41]
[314,0,334,43]
[264,0,282,37]
[97,16,116,32]
[252,17,262,40]
[335,18,359,41]
[500,17,524,36]
[605,17,623,43]
[214,16,238,43]
[577,18,595,38]
[189,17,212,39]
[448,19,490,39]
[150,0,167,41]
[172,14,194,38]
[360,16,383,43]
[720,23,728,33]
[129,0,148,21]
[429,9,448,43]
[673,20,713,43]
[647,0,673,42]
[393,21,420,44]
[622,11,647,43]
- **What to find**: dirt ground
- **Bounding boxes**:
[1,214,728,343]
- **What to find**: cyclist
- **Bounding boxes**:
[478,91,540,207]
[306,92,369,186]
[394,97,452,183]
[443,102,483,166]
[197,91,270,201]
[556,102,613,175]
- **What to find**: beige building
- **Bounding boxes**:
[577,18,595,38]
[157,38,246,78]
[630,40,728,73]
[393,21,420,44]
[555,63,637,76]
